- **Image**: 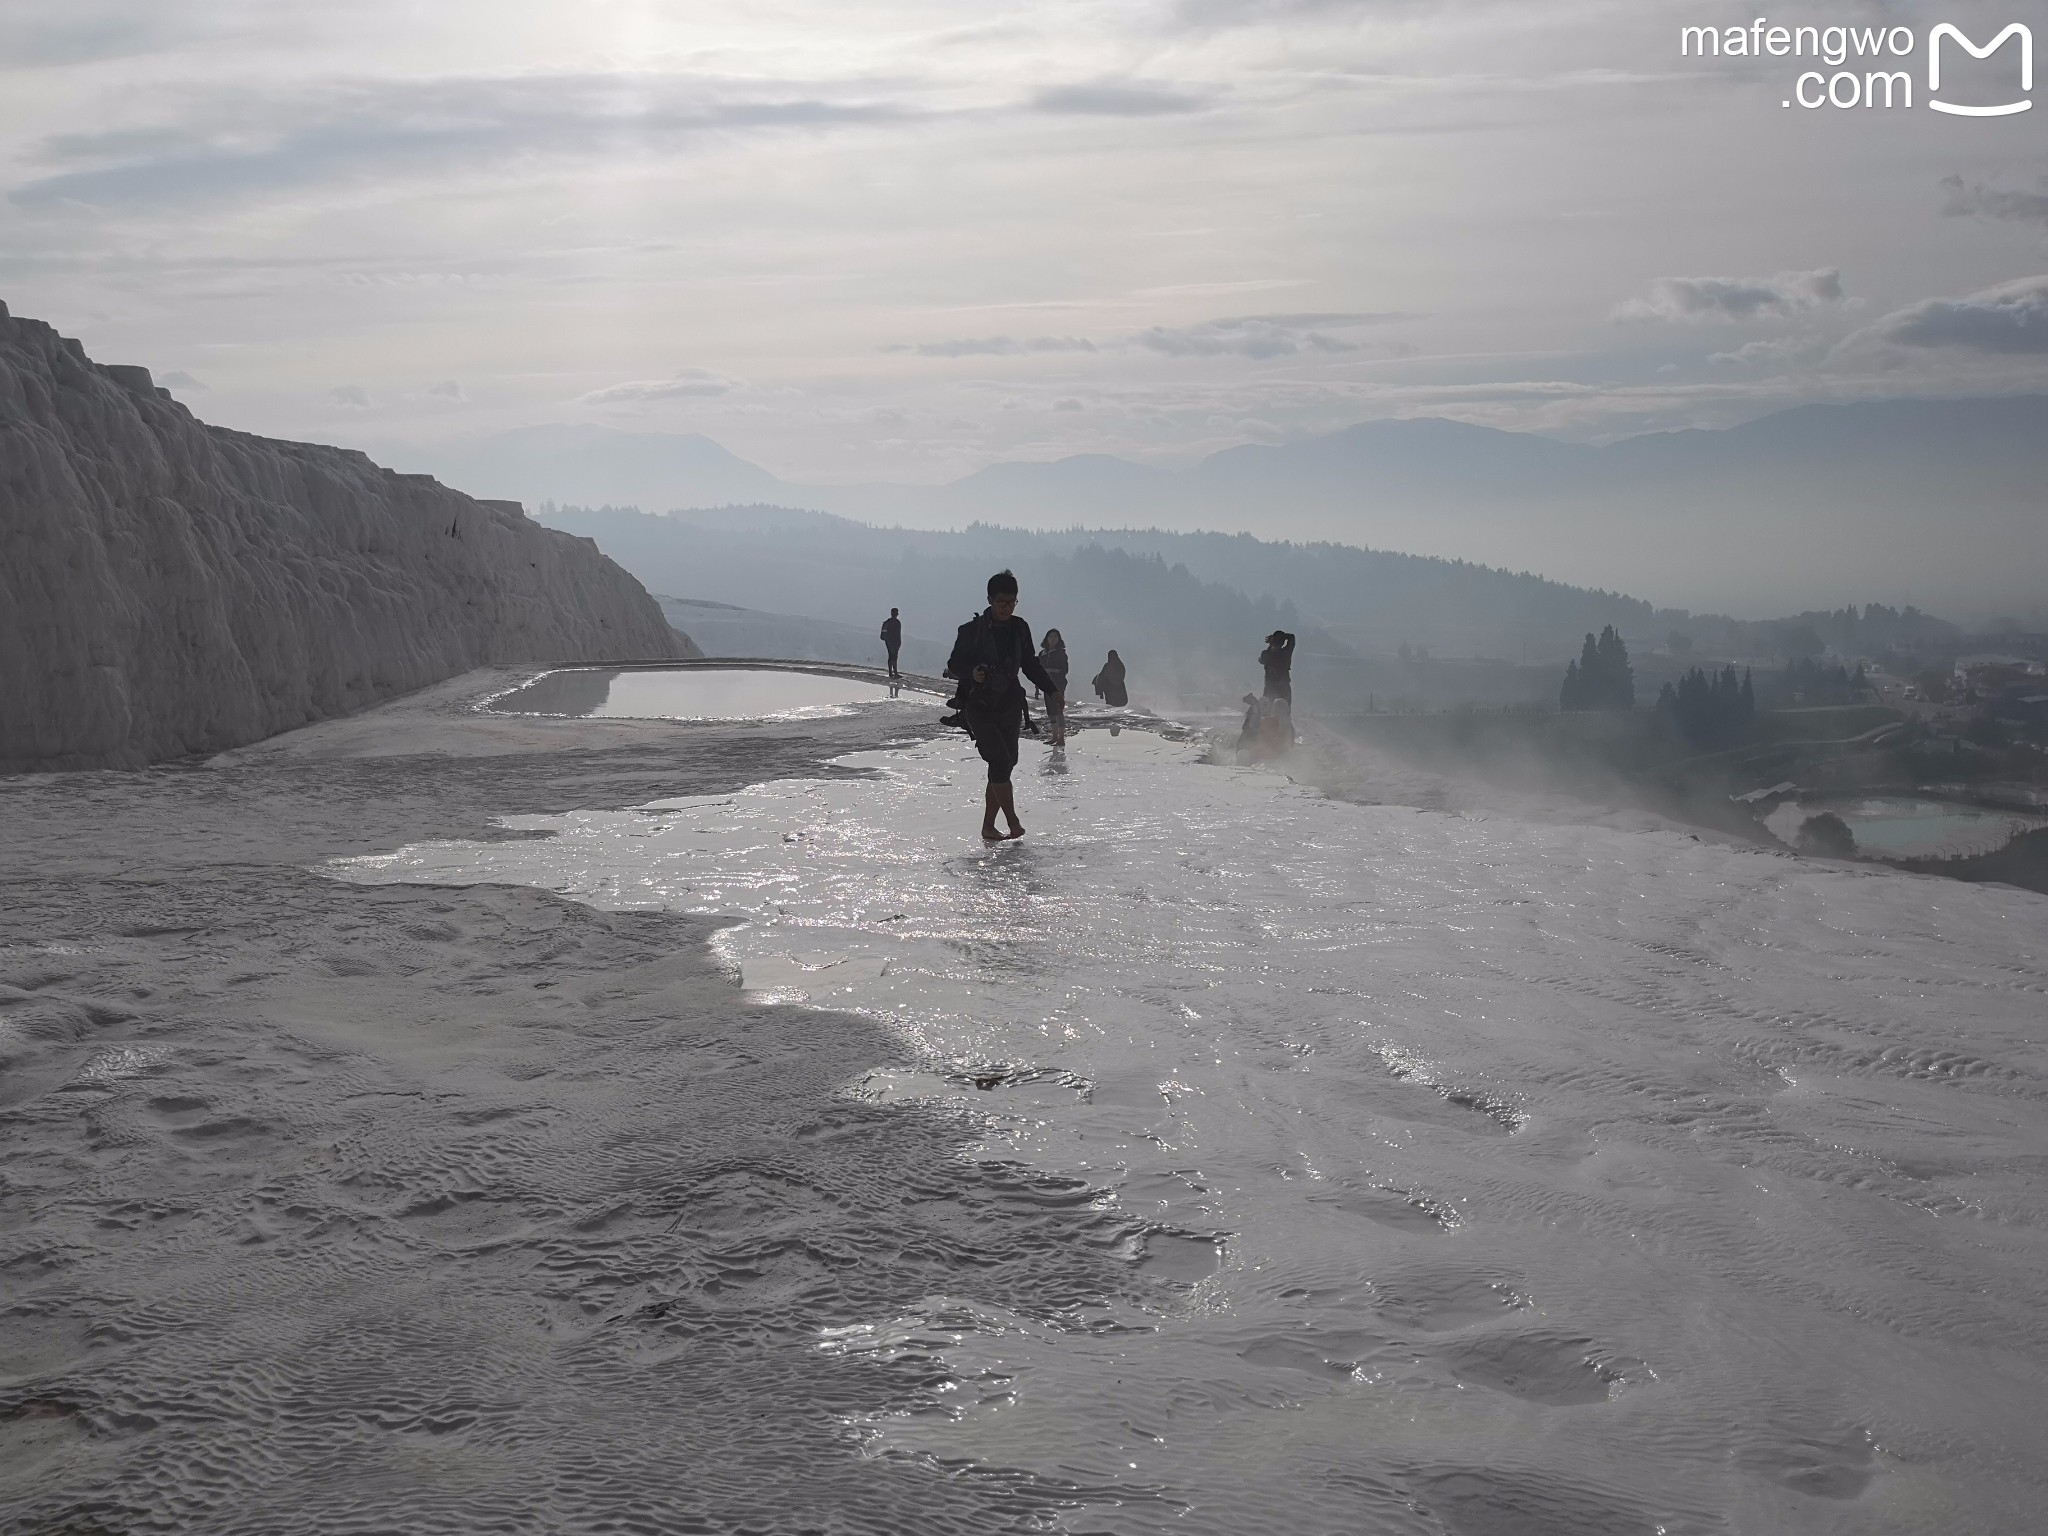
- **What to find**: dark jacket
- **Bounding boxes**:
[1037,645,1069,694]
[947,612,1058,712]
[1260,632,1295,689]
[880,616,902,646]
[1091,654,1128,708]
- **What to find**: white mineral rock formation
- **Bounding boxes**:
[0,301,697,770]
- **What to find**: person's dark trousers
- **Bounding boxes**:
[886,645,901,678]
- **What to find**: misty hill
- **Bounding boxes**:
[656,595,950,675]
[544,505,1332,711]
[420,423,788,512]
[546,502,1673,658]
[393,397,2048,620]
[0,302,690,771]
[543,503,1977,713]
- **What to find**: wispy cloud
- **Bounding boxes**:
[328,384,370,408]
[1029,79,1214,115]
[1168,0,1416,32]
[1133,311,1405,358]
[9,73,921,209]
[1708,335,1824,368]
[891,312,1406,361]
[1613,269,1845,323]
[887,335,1099,357]
[1940,176,2048,230]
[0,1,200,67]
[578,369,736,404]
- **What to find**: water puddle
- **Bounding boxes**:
[488,665,936,722]
[1768,796,2046,859]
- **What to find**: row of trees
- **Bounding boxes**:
[1656,665,1757,747]
[1559,627,1634,711]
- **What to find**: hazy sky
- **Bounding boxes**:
[3,0,2043,481]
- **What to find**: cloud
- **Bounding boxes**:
[328,385,370,408]
[1614,269,1845,323]
[1029,80,1214,116]
[0,3,196,66]
[9,74,920,210]
[1708,335,1821,368]
[1132,311,1404,358]
[159,369,206,391]
[425,379,465,399]
[578,369,736,403]
[1940,175,2048,230]
[891,313,1407,363]
[888,335,1099,357]
[1849,275,2048,356]
[1169,0,1411,31]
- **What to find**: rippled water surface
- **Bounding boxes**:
[331,729,2048,1533]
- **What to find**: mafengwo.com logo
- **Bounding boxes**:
[1681,18,2031,113]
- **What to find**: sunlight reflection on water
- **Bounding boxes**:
[330,728,2048,1533]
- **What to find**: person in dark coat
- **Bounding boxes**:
[880,608,903,678]
[944,570,1061,840]
[1236,692,1263,757]
[1091,650,1128,708]
[1037,628,1070,745]
[1260,630,1296,703]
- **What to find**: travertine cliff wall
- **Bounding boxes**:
[0,302,696,770]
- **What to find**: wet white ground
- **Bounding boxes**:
[333,726,2048,1534]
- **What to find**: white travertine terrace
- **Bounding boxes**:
[0,299,695,771]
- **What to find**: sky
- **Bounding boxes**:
[2,0,2044,484]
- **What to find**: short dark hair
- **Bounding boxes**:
[987,569,1018,599]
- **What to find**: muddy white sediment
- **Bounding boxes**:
[325,724,2048,1534]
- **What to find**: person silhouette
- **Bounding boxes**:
[1260,630,1295,703]
[1038,628,1070,745]
[1091,649,1128,708]
[944,570,1062,840]
[880,608,903,678]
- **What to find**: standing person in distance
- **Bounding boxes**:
[1091,649,1128,708]
[1259,629,1296,704]
[1037,628,1070,747]
[947,570,1062,841]
[880,608,903,679]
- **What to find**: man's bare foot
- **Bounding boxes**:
[982,822,1005,841]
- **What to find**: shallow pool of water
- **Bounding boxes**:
[1770,797,2044,859]
[490,666,935,722]
[329,727,2048,1532]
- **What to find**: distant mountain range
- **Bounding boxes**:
[388,395,2048,621]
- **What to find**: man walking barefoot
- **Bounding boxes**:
[946,570,1061,840]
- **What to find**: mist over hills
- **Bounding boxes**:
[537,502,1965,713]
[396,396,2048,622]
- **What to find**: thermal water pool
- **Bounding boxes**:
[489,665,936,722]
[1767,796,2046,860]
[332,728,2048,1534]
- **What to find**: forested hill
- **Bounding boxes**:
[536,503,1323,705]
[535,503,1662,665]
